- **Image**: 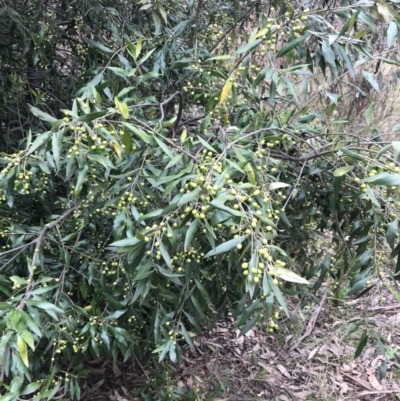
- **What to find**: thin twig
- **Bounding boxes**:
[367,304,400,312]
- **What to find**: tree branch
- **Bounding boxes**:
[16,206,78,312]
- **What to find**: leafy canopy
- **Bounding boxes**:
[1,0,400,399]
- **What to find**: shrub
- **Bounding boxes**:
[1,0,400,399]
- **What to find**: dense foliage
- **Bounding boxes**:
[1,0,400,399]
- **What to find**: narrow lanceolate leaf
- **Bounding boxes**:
[74,164,89,197]
[366,185,380,207]
[386,219,398,250]
[113,143,122,158]
[17,335,29,367]
[270,266,309,284]
[268,182,290,190]
[29,106,57,124]
[20,330,35,350]
[204,235,248,258]
[181,324,194,349]
[276,34,307,58]
[233,38,262,55]
[270,278,290,318]
[114,96,129,119]
[159,241,172,268]
[178,188,201,206]
[184,219,199,251]
[27,132,51,155]
[122,130,133,154]
[52,131,63,171]
[78,110,108,122]
[109,237,142,247]
[239,315,259,337]
[363,172,400,186]
[392,141,400,161]
[84,38,113,53]
[122,122,152,143]
[355,330,368,358]
[218,76,233,106]
[333,165,354,177]
[387,21,398,47]
[362,70,380,92]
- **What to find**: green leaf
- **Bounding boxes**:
[17,335,29,367]
[178,188,201,206]
[204,235,248,258]
[21,382,42,396]
[270,278,290,318]
[352,249,373,271]
[265,294,274,321]
[169,342,177,362]
[393,141,400,161]
[386,219,398,250]
[195,278,211,304]
[365,103,373,125]
[20,330,34,350]
[387,21,398,47]
[233,39,262,55]
[270,267,309,284]
[321,40,335,66]
[154,137,174,159]
[122,122,152,143]
[333,165,354,177]
[157,3,168,23]
[9,376,23,394]
[363,172,400,186]
[84,38,113,53]
[366,185,380,207]
[206,55,231,61]
[29,107,57,124]
[158,340,172,362]
[133,261,153,281]
[139,208,164,220]
[348,276,373,295]
[157,265,184,278]
[87,154,115,169]
[78,110,108,122]
[0,394,18,401]
[184,219,199,251]
[341,148,366,161]
[123,130,133,154]
[30,301,64,315]
[208,200,246,217]
[27,132,51,155]
[74,164,89,197]
[355,330,368,358]
[105,310,127,321]
[181,324,194,349]
[165,154,183,169]
[276,34,307,58]
[384,281,400,303]
[52,131,63,171]
[362,70,380,92]
[159,241,172,268]
[109,237,142,247]
[239,314,259,337]
[196,136,217,153]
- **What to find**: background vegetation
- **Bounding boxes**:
[1,0,400,399]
